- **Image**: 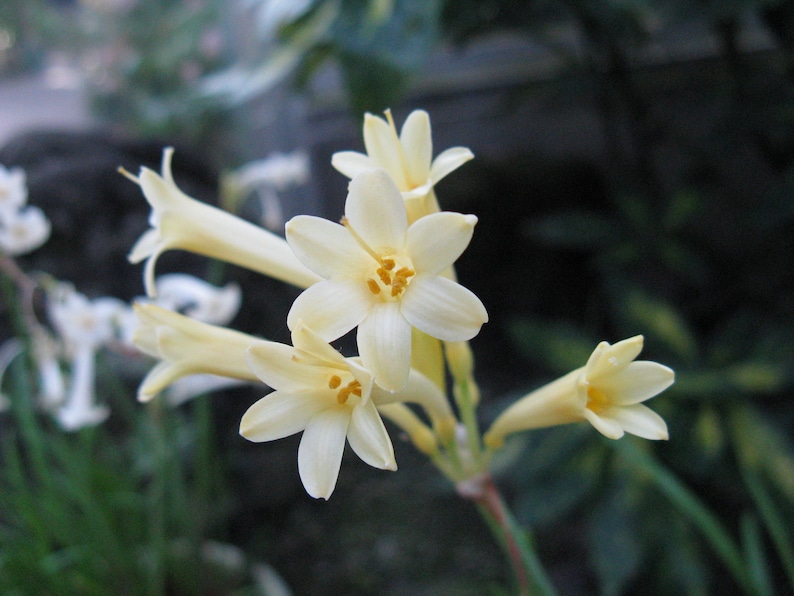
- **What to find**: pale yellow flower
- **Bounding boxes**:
[133,303,260,402]
[484,336,673,447]
[332,109,474,222]
[285,169,488,391]
[240,324,396,500]
[125,148,321,297]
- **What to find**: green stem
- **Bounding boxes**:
[471,475,557,596]
[453,378,483,466]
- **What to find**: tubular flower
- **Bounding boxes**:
[331,109,474,222]
[484,336,674,448]
[132,303,260,402]
[285,169,488,391]
[125,148,321,297]
[240,324,396,500]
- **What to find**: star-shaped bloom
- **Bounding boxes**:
[484,336,674,447]
[331,109,474,222]
[285,169,488,391]
[240,324,396,500]
[132,303,260,402]
[125,148,321,297]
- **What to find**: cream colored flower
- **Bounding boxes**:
[484,336,673,447]
[332,109,473,222]
[125,148,321,297]
[285,169,488,391]
[240,324,396,500]
[133,303,260,402]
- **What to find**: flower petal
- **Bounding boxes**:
[330,151,375,179]
[598,361,676,405]
[285,215,370,278]
[406,212,477,275]
[290,324,350,370]
[240,390,328,442]
[298,407,350,499]
[246,341,328,389]
[429,146,474,185]
[363,113,407,189]
[138,361,188,402]
[399,110,432,188]
[401,275,488,342]
[583,408,625,439]
[608,404,669,440]
[347,399,396,470]
[287,279,371,341]
[345,169,407,251]
[586,336,644,382]
[357,302,412,392]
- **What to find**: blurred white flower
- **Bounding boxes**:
[0,206,51,256]
[154,274,242,326]
[0,164,28,216]
[46,284,126,431]
[55,343,109,431]
[227,151,310,232]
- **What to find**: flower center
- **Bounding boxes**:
[341,216,416,299]
[328,374,362,404]
[586,385,610,415]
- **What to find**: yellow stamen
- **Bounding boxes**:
[328,375,342,389]
[336,379,362,404]
[586,385,610,415]
[381,258,396,271]
[377,268,392,285]
[367,279,381,294]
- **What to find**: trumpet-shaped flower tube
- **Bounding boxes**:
[332,109,474,222]
[285,169,488,391]
[125,148,321,297]
[240,324,396,500]
[484,336,674,447]
[133,303,260,402]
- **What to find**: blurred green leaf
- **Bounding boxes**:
[741,513,774,596]
[588,482,643,596]
[506,316,596,373]
[523,210,617,249]
[612,285,698,361]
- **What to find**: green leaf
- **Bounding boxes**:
[506,316,596,373]
[612,285,698,361]
[741,513,774,596]
[523,210,617,249]
[588,483,643,596]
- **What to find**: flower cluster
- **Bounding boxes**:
[123,109,674,499]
